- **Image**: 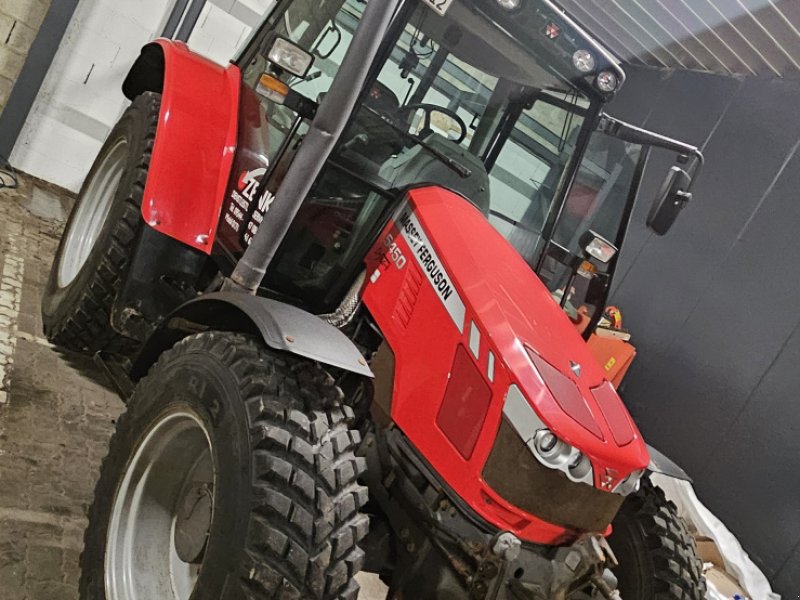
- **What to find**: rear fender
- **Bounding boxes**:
[122,40,241,254]
[130,293,374,381]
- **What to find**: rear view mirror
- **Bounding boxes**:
[647,166,692,235]
[408,107,461,141]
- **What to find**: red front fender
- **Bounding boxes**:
[124,39,241,254]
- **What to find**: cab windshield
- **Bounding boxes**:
[244,0,644,313]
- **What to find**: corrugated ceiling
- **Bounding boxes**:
[556,0,800,77]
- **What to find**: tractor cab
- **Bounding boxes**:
[222,0,701,330]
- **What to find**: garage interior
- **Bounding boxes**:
[1,0,799,598]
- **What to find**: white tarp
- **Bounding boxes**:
[651,474,780,600]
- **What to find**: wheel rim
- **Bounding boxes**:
[105,409,215,600]
[57,138,129,288]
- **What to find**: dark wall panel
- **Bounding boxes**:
[610,70,741,347]
[690,149,800,576]
[607,67,800,595]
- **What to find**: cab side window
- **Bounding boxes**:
[240,0,366,161]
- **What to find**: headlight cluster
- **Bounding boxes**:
[531,427,593,486]
[503,385,595,488]
[572,49,621,93]
[484,414,627,532]
[502,383,642,497]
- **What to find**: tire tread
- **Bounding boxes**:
[45,92,160,354]
[80,332,369,600]
[616,478,707,600]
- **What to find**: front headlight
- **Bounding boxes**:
[267,35,314,78]
[572,49,596,73]
[484,401,625,532]
[504,385,594,486]
[502,384,641,496]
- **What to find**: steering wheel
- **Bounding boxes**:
[398,103,468,145]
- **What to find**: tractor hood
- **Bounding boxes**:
[396,187,650,483]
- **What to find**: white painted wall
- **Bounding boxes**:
[10,0,274,192]
[188,0,275,65]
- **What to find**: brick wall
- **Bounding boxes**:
[0,0,51,116]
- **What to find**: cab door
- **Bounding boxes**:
[213,0,369,264]
[535,133,649,328]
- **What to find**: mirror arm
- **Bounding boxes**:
[598,113,704,174]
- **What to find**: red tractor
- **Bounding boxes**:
[42,0,707,598]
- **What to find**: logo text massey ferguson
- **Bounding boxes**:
[398,210,465,332]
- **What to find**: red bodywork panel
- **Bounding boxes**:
[140,40,241,253]
[363,187,650,545]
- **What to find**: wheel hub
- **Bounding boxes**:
[174,482,214,564]
[105,409,214,600]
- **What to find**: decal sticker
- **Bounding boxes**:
[422,0,454,17]
[383,233,407,271]
[226,166,277,245]
[544,22,561,40]
[600,467,620,491]
[238,167,266,201]
[397,209,465,332]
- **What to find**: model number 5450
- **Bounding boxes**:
[384,233,407,270]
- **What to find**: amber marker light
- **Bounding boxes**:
[256,74,289,105]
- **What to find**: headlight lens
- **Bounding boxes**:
[536,430,558,453]
[497,0,522,9]
[583,231,618,263]
[573,49,596,73]
[596,70,619,93]
[268,36,314,78]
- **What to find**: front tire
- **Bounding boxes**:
[42,92,160,354]
[609,477,706,599]
[80,332,370,600]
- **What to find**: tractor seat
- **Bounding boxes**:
[380,134,491,215]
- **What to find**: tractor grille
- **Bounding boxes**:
[483,418,624,533]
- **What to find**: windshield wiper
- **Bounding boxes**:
[362,105,473,179]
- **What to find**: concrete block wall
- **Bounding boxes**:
[189,0,275,65]
[9,0,177,191]
[9,0,273,192]
[0,0,51,115]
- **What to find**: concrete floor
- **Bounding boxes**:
[0,175,388,599]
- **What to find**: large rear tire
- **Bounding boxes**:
[609,477,706,599]
[79,332,370,599]
[42,92,160,353]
